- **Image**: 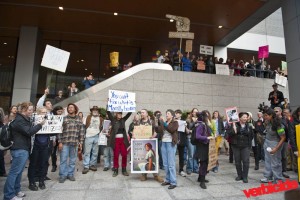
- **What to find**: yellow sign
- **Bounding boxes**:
[296,125,300,182]
[133,125,152,139]
[185,40,193,52]
[110,52,119,67]
[207,138,218,171]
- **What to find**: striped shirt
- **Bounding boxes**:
[58,115,85,145]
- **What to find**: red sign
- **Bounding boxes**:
[258,45,269,59]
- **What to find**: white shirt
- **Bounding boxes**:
[85,116,100,138]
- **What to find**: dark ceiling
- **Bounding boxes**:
[0,0,269,46]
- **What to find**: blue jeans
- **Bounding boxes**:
[83,135,99,168]
[4,149,29,200]
[186,138,198,173]
[174,65,181,71]
[161,142,177,185]
[59,144,78,178]
[103,146,114,168]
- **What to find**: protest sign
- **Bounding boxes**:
[258,45,269,59]
[102,120,111,132]
[215,64,230,75]
[185,40,193,52]
[110,52,119,67]
[177,120,186,132]
[41,45,70,73]
[35,115,63,134]
[133,125,152,139]
[131,139,158,173]
[107,90,136,112]
[197,60,205,71]
[207,138,218,171]
[98,133,107,146]
[200,45,213,55]
[275,74,287,87]
[225,107,239,123]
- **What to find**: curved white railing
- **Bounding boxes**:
[56,63,173,106]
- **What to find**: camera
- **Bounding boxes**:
[258,102,269,113]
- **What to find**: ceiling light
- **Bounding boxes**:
[59,6,64,10]
[85,68,87,70]
[81,59,84,62]
[3,42,7,45]
[218,25,223,28]
[76,60,79,62]
[170,19,174,22]
[114,12,118,16]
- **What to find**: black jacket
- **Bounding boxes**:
[107,111,132,149]
[10,113,42,152]
[228,122,253,148]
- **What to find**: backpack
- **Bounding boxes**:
[191,121,207,145]
[0,121,14,150]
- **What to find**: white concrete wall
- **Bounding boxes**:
[74,69,289,121]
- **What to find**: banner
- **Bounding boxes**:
[35,115,63,134]
[131,139,158,174]
[258,45,269,59]
[207,138,218,171]
[107,90,136,112]
[225,107,239,124]
[275,74,287,87]
[200,45,213,55]
[185,40,193,52]
[215,64,230,75]
[133,125,152,139]
[41,45,70,73]
[110,52,119,67]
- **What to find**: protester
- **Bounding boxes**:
[283,98,290,110]
[102,117,113,171]
[27,107,50,191]
[107,109,132,177]
[82,106,103,174]
[186,108,199,175]
[0,107,7,177]
[268,83,284,109]
[194,111,213,189]
[8,105,17,121]
[253,112,265,170]
[260,108,286,183]
[228,112,253,183]
[154,111,164,170]
[82,74,96,89]
[182,52,192,72]
[159,109,179,189]
[174,109,187,177]
[136,109,164,182]
[3,102,44,200]
[58,103,85,183]
[54,90,65,104]
[68,82,79,97]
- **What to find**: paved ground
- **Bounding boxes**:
[0,152,298,200]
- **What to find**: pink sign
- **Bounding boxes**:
[258,45,269,59]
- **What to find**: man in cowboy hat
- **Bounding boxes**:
[82,106,103,174]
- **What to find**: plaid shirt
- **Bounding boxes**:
[58,115,85,145]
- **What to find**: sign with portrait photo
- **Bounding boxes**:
[131,139,158,174]
[225,107,239,124]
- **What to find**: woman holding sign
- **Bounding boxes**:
[227,112,253,183]
[159,109,179,190]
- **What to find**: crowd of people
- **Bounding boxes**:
[152,50,285,79]
[0,84,299,200]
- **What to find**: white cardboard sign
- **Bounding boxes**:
[108,90,136,112]
[215,64,230,76]
[41,45,70,73]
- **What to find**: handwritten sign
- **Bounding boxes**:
[177,120,186,132]
[197,60,205,71]
[131,139,158,173]
[275,74,287,87]
[215,64,230,75]
[185,40,193,52]
[207,138,218,171]
[108,90,136,112]
[110,52,119,67]
[258,45,269,59]
[200,45,213,55]
[133,125,152,139]
[41,45,70,73]
[35,115,63,134]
